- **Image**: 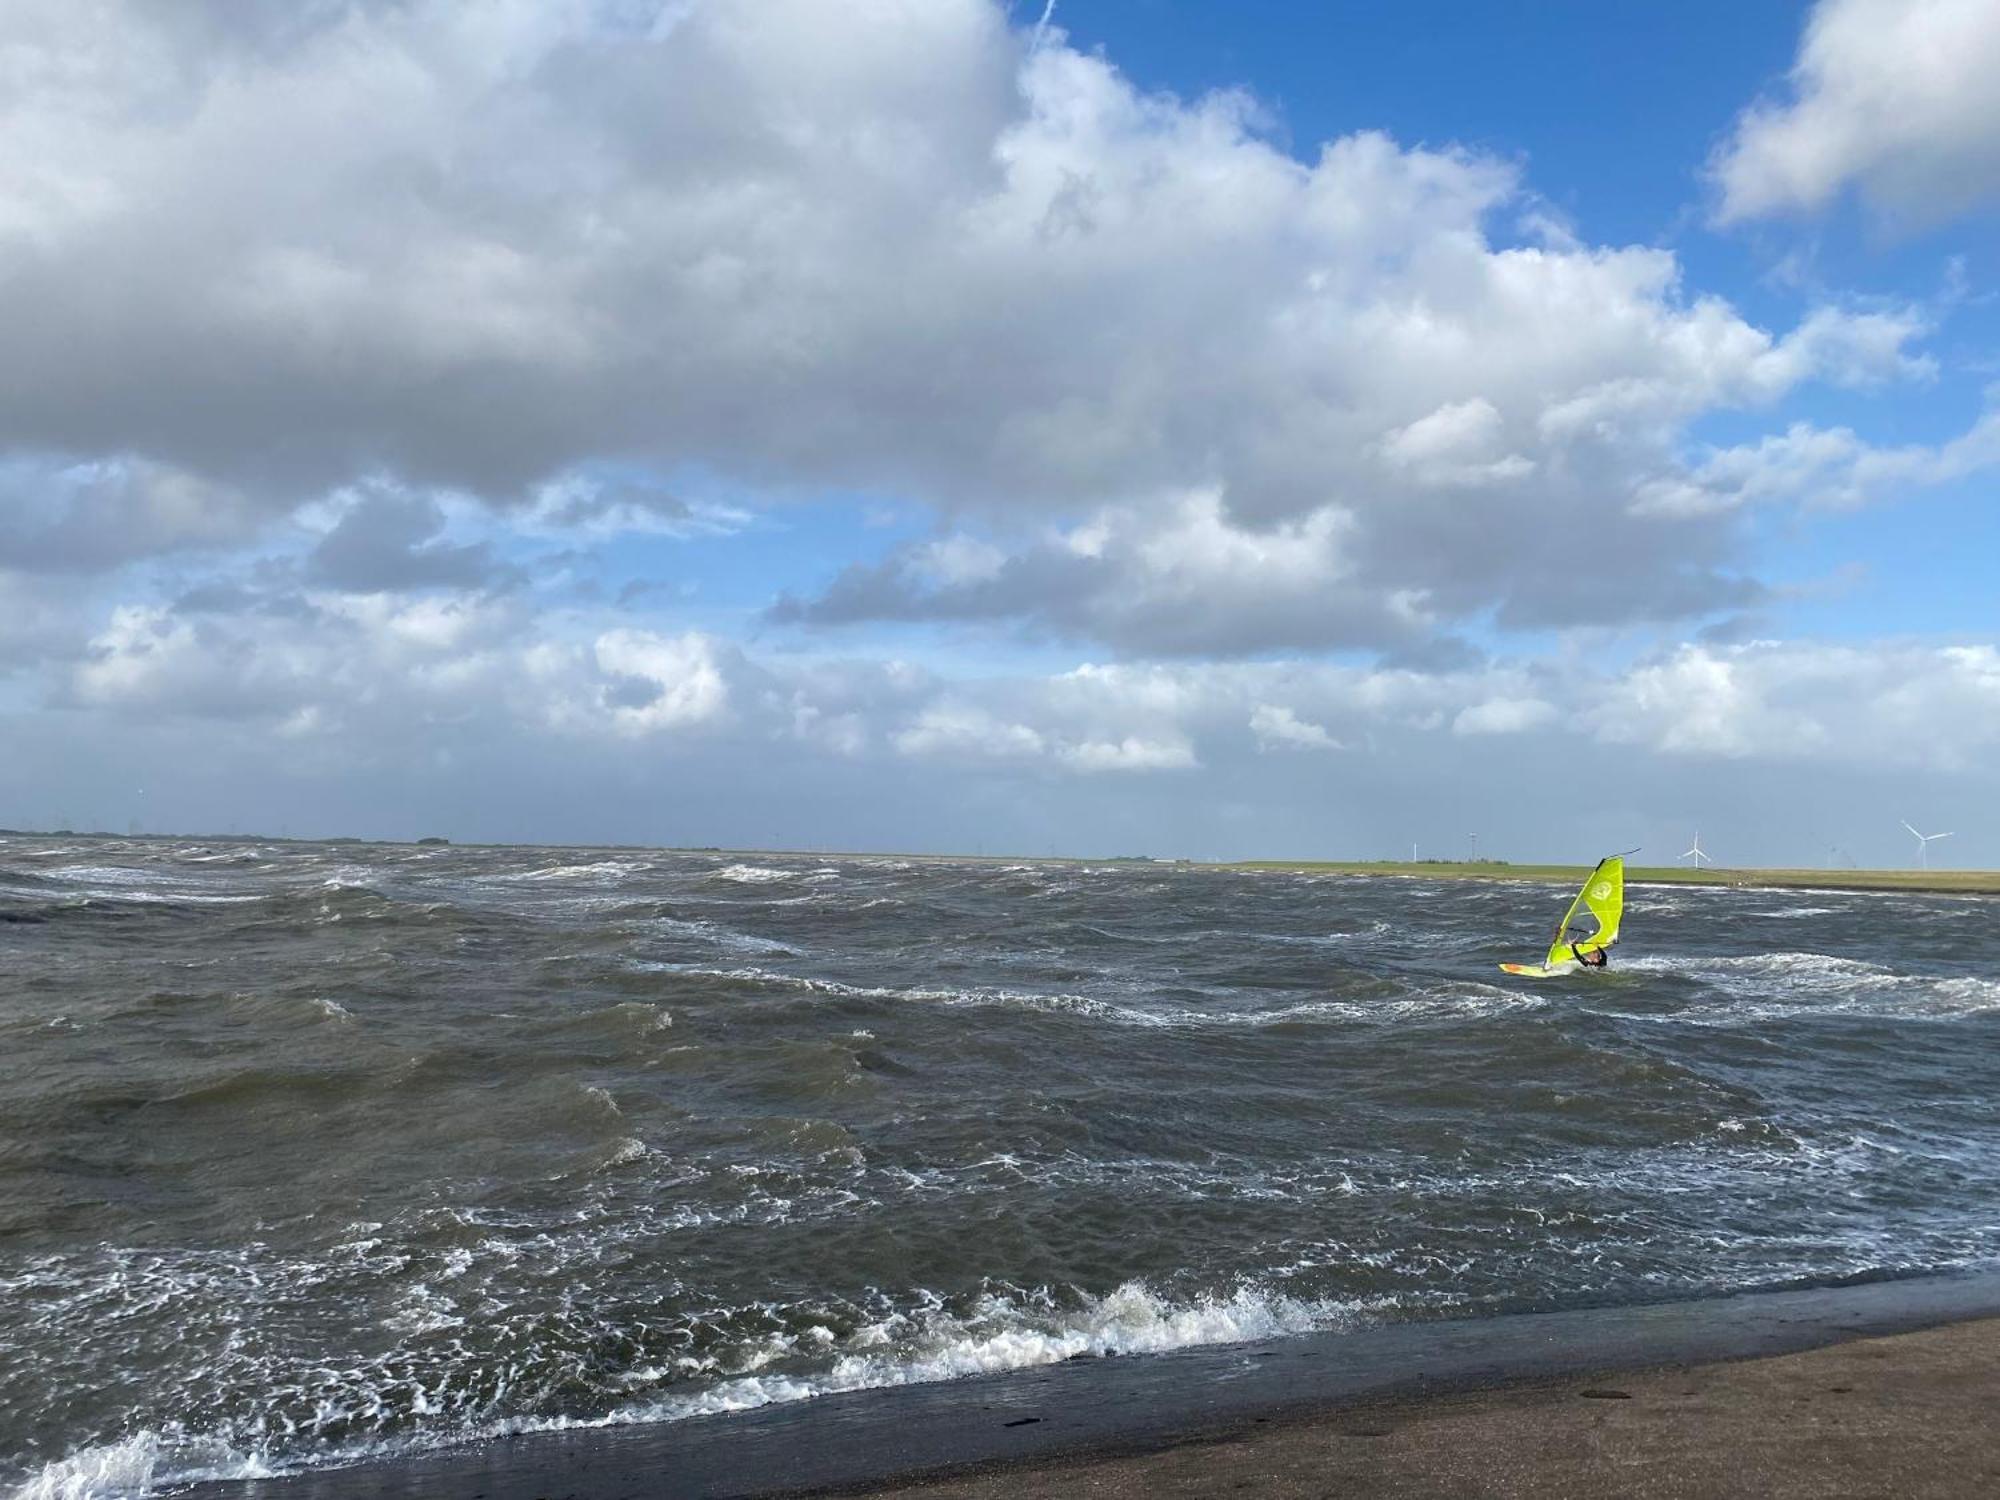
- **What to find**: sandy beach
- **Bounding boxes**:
[849,1316,2000,1500]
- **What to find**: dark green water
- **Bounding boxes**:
[4,837,1997,1496]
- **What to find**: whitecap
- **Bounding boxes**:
[651,916,799,956]
[10,1433,162,1500]
[709,865,793,885]
[499,860,650,883]
[1616,951,2000,1022]
[599,1279,1358,1425]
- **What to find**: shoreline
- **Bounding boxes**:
[849,1314,2000,1499]
[7,829,1996,898]
[182,1271,2000,1500]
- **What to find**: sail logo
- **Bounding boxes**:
[1591,882,1613,901]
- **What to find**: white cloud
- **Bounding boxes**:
[1453,697,1558,736]
[1755,306,1937,389]
[1249,703,1342,752]
[888,678,1197,774]
[48,581,2000,818]
[582,629,731,736]
[1712,0,2000,224]
[1589,641,2000,770]
[0,0,1938,655]
[1058,735,1198,772]
[1378,398,1535,487]
[892,705,1046,763]
[67,595,736,747]
[1635,399,2000,516]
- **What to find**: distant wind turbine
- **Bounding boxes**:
[1681,832,1711,868]
[1900,820,1953,871]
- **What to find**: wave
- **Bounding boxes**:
[9,1433,188,1500]
[1615,952,2000,1022]
[493,860,652,883]
[603,1279,1355,1422]
[23,865,263,905]
[650,916,800,956]
[707,864,794,885]
[637,964,1541,1030]
[8,1279,1356,1499]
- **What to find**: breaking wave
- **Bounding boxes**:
[9,1277,1356,1498]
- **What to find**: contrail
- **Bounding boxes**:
[1030,0,1057,50]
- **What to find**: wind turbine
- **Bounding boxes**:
[1900,820,1953,871]
[1681,832,1711,868]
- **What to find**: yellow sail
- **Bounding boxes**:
[1543,856,1624,967]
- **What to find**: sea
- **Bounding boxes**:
[4,836,1998,1497]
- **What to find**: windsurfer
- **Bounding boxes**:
[1572,944,1608,969]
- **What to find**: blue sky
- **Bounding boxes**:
[2,0,1997,865]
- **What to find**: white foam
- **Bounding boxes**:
[27,865,262,905]
[11,1273,1358,1499]
[599,1138,650,1170]
[651,916,799,955]
[641,964,1538,1030]
[516,1279,1354,1429]
[9,1434,161,1500]
[1256,986,1547,1025]
[500,860,650,883]
[1618,950,2000,1021]
[709,864,793,885]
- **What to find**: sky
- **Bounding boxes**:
[3,0,1998,865]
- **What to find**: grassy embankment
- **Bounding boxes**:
[1227,860,2000,895]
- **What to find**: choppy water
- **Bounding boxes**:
[4,837,1998,1497]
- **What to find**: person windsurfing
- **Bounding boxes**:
[1499,853,1630,977]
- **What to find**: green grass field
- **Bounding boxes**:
[1226,860,2000,895]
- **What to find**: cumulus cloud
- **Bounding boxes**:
[67,590,735,751]
[568,629,732,736]
[1712,0,2000,225]
[0,0,1943,656]
[1635,398,2000,517]
[778,492,1441,656]
[779,483,1760,656]
[1588,641,2000,770]
[1250,703,1343,752]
